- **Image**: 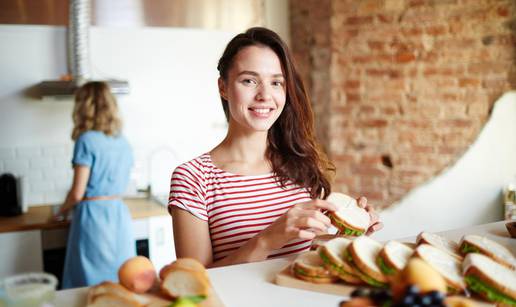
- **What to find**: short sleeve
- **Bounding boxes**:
[168,164,208,221]
[72,133,94,167]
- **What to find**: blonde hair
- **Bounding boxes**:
[72,81,122,140]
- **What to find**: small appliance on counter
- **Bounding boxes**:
[0,173,27,216]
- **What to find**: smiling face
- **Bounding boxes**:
[218,45,286,135]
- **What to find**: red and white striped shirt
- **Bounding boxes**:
[168,153,312,261]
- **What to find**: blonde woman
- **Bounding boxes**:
[55,81,135,288]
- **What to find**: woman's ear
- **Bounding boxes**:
[218,78,227,101]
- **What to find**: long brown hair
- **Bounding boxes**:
[72,81,122,140]
[217,27,334,199]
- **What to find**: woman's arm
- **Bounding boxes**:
[54,165,90,219]
[171,207,267,268]
[171,199,336,268]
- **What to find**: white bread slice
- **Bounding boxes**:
[319,237,363,284]
[292,251,337,283]
[414,244,465,293]
[377,240,414,275]
[462,253,516,304]
[327,193,370,235]
[460,234,516,270]
[86,281,148,307]
[348,236,388,286]
[417,232,462,261]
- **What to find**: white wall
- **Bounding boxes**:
[0,25,232,204]
[374,92,516,241]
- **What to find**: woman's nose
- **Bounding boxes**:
[256,84,272,101]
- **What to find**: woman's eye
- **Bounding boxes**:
[272,80,284,87]
[242,79,257,86]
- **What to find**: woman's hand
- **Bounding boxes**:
[257,199,337,251]
[357,196,383,236]
[50,206,69,222]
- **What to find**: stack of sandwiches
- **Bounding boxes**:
[291,224,516,305]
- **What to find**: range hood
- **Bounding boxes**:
[38,0,129,98]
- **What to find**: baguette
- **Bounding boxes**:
[87,281,147,307]
[160,258,211,299]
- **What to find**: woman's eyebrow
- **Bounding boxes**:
[237,70,284,78]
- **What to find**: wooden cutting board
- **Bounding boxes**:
[275,264,360,296]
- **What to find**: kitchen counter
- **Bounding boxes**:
[0,198,169,233]
[52,220,515,307]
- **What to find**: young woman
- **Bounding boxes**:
[169,27,382,268]
[55,81,135,288]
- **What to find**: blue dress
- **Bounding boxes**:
[62,131,135,289]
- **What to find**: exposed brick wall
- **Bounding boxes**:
[290,0,516,207]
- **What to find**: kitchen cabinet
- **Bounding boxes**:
[0,230,43,278]
[133,215,175,272]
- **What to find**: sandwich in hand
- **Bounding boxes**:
[459,234,516,270]
[376,240,414,277]
[318,237,363,284]
[347,236,388,287]
[326,193,370,236]
[416,231,462,261]
[463,253,516,306]
[414,244,465,294]
[292,251,338,283]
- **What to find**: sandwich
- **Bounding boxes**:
[414,243,465,294]
[87,281,149,307]
[463,253,516,306]
[318,237,363,284]
[292,251,338,283]
[160,258,211,299]
[416,231,462,261]
[376,240,414,277]
[310,234,342,251]
[459,234,516,270]
[326,192,370,236]
[346,236,388,287]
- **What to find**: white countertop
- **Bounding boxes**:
[52,220,515,307]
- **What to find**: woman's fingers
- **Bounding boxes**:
[294,216,328,232]
[366,221,384,236]
[357,196,367,208]
[290,207,332,227]
[297,199,337,212]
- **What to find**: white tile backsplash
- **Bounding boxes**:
[1,145,72,206]
[0,148,15,160]
[30,157,54,169]
[0,144,150,206]
[16,147,42,158]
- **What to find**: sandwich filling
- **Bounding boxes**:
[376,256,396,276]
[292,267,330,280]
[460,242,480,254]
[465,275,516,305]
[318,250,358,279]
[328,214,364,236]
[344,250,387,288]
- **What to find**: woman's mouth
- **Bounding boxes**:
[249,107,274,118]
